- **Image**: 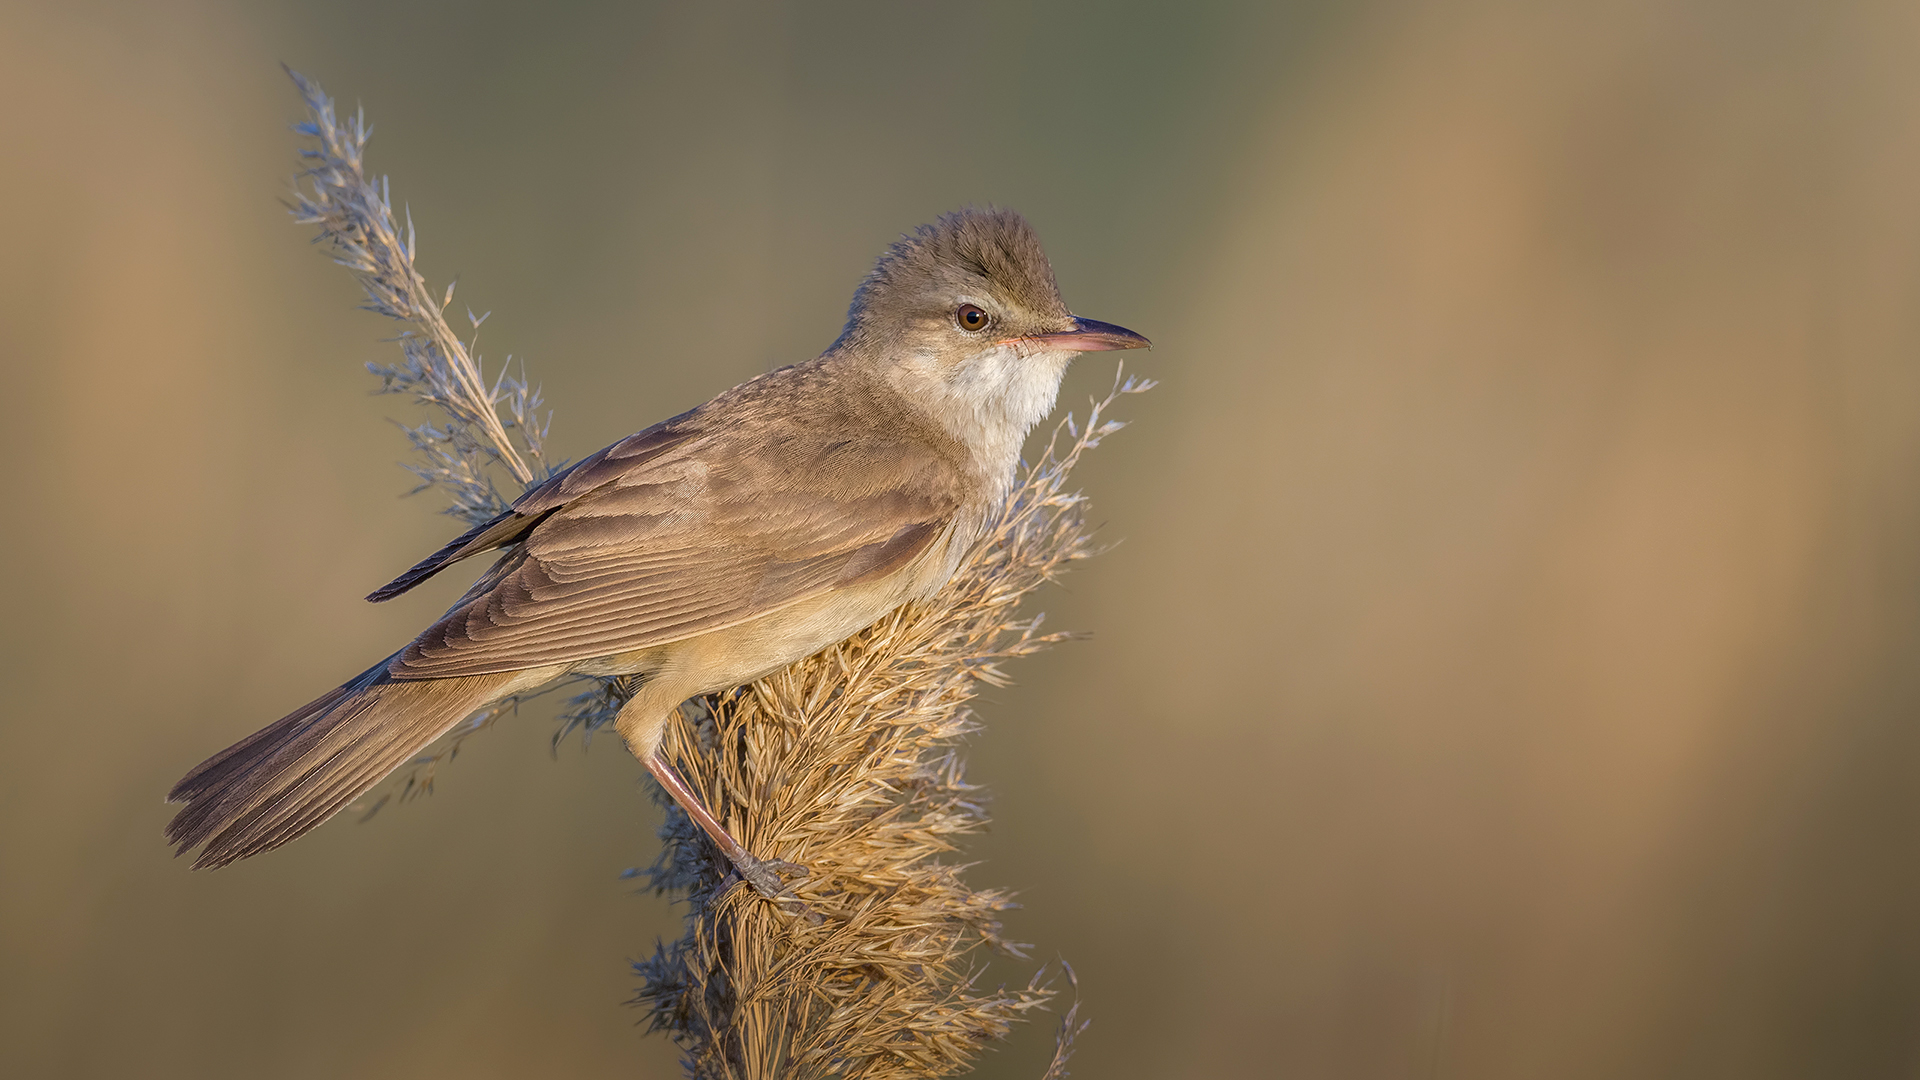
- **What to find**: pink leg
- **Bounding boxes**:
[643,749,810,906]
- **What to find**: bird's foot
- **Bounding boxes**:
[726,854,821,923]
[735,854,809,899]
[640,750,819,919]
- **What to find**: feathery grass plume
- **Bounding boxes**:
[285,67,550,526]
[631,371,1148,1080]
[279,67,1146,1078]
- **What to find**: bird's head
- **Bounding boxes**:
[836,207,1149,452]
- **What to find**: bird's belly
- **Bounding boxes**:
[583,529,964,694]
[692,561,948,688]
[695,589,900,686]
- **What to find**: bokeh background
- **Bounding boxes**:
[7,0,1920,1076]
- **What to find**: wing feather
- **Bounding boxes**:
[364,422,701,603]
[384,366,972,680]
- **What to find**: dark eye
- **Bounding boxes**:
[956,304,990,332]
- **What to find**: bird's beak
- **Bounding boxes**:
[1012,316,1152,352]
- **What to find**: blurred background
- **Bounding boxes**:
[6,0,1920,1076]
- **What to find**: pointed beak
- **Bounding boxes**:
[1014,316,1152,352]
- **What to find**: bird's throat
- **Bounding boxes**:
[894,345,1073,495]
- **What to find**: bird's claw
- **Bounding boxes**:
[724,855,821,924]
[736,855,809,900]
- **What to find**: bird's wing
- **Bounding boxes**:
[366,420,701,602]
[384,387,970,680]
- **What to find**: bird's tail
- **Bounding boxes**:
[166,660,517,869]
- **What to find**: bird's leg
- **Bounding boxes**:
[615,685,812,915]
[642,749,810,903]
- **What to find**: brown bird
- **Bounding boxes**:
[166,208,1148,896]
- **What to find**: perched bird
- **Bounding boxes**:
[166,208,1148,896]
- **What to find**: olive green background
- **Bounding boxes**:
[8,1,1920,1077]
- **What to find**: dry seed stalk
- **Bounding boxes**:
[634,373,1145,1079]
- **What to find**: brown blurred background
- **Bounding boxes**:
[6,0,1920,1076]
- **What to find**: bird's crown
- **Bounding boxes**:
[836,208,1072,350]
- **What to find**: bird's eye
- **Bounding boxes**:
[955,304,990,332]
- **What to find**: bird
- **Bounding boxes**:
[165,207,1149,897]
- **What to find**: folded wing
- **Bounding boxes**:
[381,375,970,680]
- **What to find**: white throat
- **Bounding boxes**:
[892,343,1075,495]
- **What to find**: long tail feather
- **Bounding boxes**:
[166,660,515,869]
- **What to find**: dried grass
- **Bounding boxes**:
[278,67,1145,1079]
[286,66,551,524]
[630,375,1144,1079]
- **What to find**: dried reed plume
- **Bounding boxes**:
[626,378,1139,1079]
[287,67,551,522]
[281,68,1141,1079]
